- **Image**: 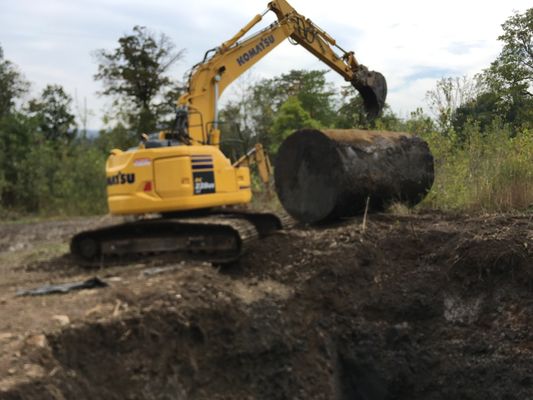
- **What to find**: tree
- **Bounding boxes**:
[0,112,37,208]
[28,84,76,142]
[250,70,336,141]
[487,8,532,97]
[278,70,336,126]
[94,26,184,135]
[219,73,258,161]
[403,108,436,137]
[334,86,369,129]
[0,45,30,117]
[219,101,253,161]
[425,76,482,134]
[0,47,108,215]
[0,47,32,208]
[95,123,140,152]
[270,96,321,153]
[479,8,533,129]
[452,9,532,132]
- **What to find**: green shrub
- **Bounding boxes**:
[419,121,533,212]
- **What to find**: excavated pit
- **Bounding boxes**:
[0,212,532,399]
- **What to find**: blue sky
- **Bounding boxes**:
[0,0,530,129]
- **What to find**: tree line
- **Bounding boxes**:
[0,9,531,217]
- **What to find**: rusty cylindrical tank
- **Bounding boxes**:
[274,129,434,223]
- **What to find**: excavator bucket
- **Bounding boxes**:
[351,66,388,118]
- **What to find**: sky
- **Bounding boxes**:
[0,0,530,129]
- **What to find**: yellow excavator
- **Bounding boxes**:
[70,0,387,264]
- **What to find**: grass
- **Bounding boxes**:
[0,241,68,267]
[419,123,533,213]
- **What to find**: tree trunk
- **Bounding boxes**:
[274,129,434,223]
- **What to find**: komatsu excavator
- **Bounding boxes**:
[70,0,387,264]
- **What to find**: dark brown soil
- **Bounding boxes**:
[0,211,532,399]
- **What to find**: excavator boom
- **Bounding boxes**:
[269,0,386,116]
[179,0,387,145]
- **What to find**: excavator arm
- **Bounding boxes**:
[177,0,387,146]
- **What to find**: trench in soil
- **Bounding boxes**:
[1,213,532,400]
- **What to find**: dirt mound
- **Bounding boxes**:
[0,212,532,399]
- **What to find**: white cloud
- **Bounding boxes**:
[0,0,530,129]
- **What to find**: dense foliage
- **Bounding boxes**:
[0,46,109,216]
[94,26,184,138]
[0,9,531,217]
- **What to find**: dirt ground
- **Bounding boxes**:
[0,211,532,399]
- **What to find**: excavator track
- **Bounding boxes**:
[70,211,289,267]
